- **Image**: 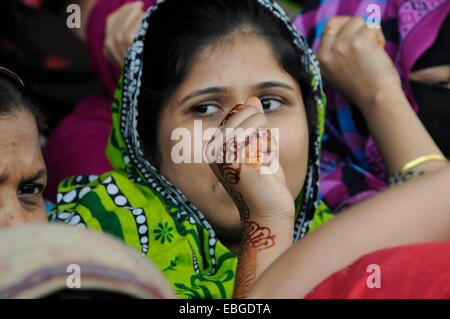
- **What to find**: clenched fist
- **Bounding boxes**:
[317,17,402,114]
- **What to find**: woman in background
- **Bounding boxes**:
[293,0,450,212]
[43,0,157,201]
[0,67,48,227]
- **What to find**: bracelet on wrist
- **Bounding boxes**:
[401,154,447,172]
[388,170,424,187]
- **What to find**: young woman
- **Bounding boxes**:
[50,0,450,299]
[0,67,48,228]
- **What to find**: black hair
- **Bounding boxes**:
[137,0,316,168]
[0,70,46,134]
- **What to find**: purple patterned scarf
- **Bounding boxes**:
[293,0,449,211]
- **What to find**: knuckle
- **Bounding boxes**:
[332,42,347,56]
[353,16,366,25]
[350,37,365,51]
[126,33,135,45]
[104,39,113,50]
[116,34,126,45]
[324,19,339,31]
[317,51,332,66]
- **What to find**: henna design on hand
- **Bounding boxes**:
[217,136,242,185]
[216,129,274,186]
[213,106,279,298]
[233,221,276,298]
[245,221,276,251]
[222,182,250,220]
[219,165,242,185]
[220,104,246,127]
[233,239,257,299]
[243,129,273,168]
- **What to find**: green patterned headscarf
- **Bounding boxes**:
[49,0,333,299]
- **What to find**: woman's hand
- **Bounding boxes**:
[317,16,401,113]
[317,16,445,175]
[103,1,145,69]
[206,97,295,222]
[206,97,295,298]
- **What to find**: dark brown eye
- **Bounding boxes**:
[18,184,44,196]
[261,97,283,112]
[434,79,450,88]
[192,104,222,116]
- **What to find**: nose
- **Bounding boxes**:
[0,197,28,228]
[245,96,264,113]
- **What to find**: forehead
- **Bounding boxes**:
[0,112,43,175]
[182,32,297,88]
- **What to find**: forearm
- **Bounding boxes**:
[233,215,294,298]
[248,164,450,298]
[361,87,445,175]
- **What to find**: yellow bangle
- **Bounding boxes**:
[401,154,448,172]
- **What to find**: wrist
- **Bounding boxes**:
[359,85,408,119]
[241,215,294,249]
[243,203,295,227]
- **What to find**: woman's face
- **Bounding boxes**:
[409,65,450,89]
[157,32,309,243]
[0,111,47,228]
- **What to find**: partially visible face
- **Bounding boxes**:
[409,65,450,89]
[0,111,47,228]
[156,32,309,244]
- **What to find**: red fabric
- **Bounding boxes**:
[305,241,450,299]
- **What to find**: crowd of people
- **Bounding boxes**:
[0,0,449,299]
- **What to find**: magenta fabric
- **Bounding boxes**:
[43,0,156,201]
[86,0,156,95]
[293,0,450,212]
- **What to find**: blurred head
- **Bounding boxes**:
[137,0,316,244]
[0,68,47,228]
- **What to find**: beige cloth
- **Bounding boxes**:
[0,223,175,299]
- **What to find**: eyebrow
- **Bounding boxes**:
[180,87,229,104]
[0,169,47,186]
[256,81,295,92]
[179,81,295,105]
[21,169,47,184]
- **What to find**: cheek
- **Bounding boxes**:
[28,203,48,223]
[157,116,217,205]
[277,118,309,198]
